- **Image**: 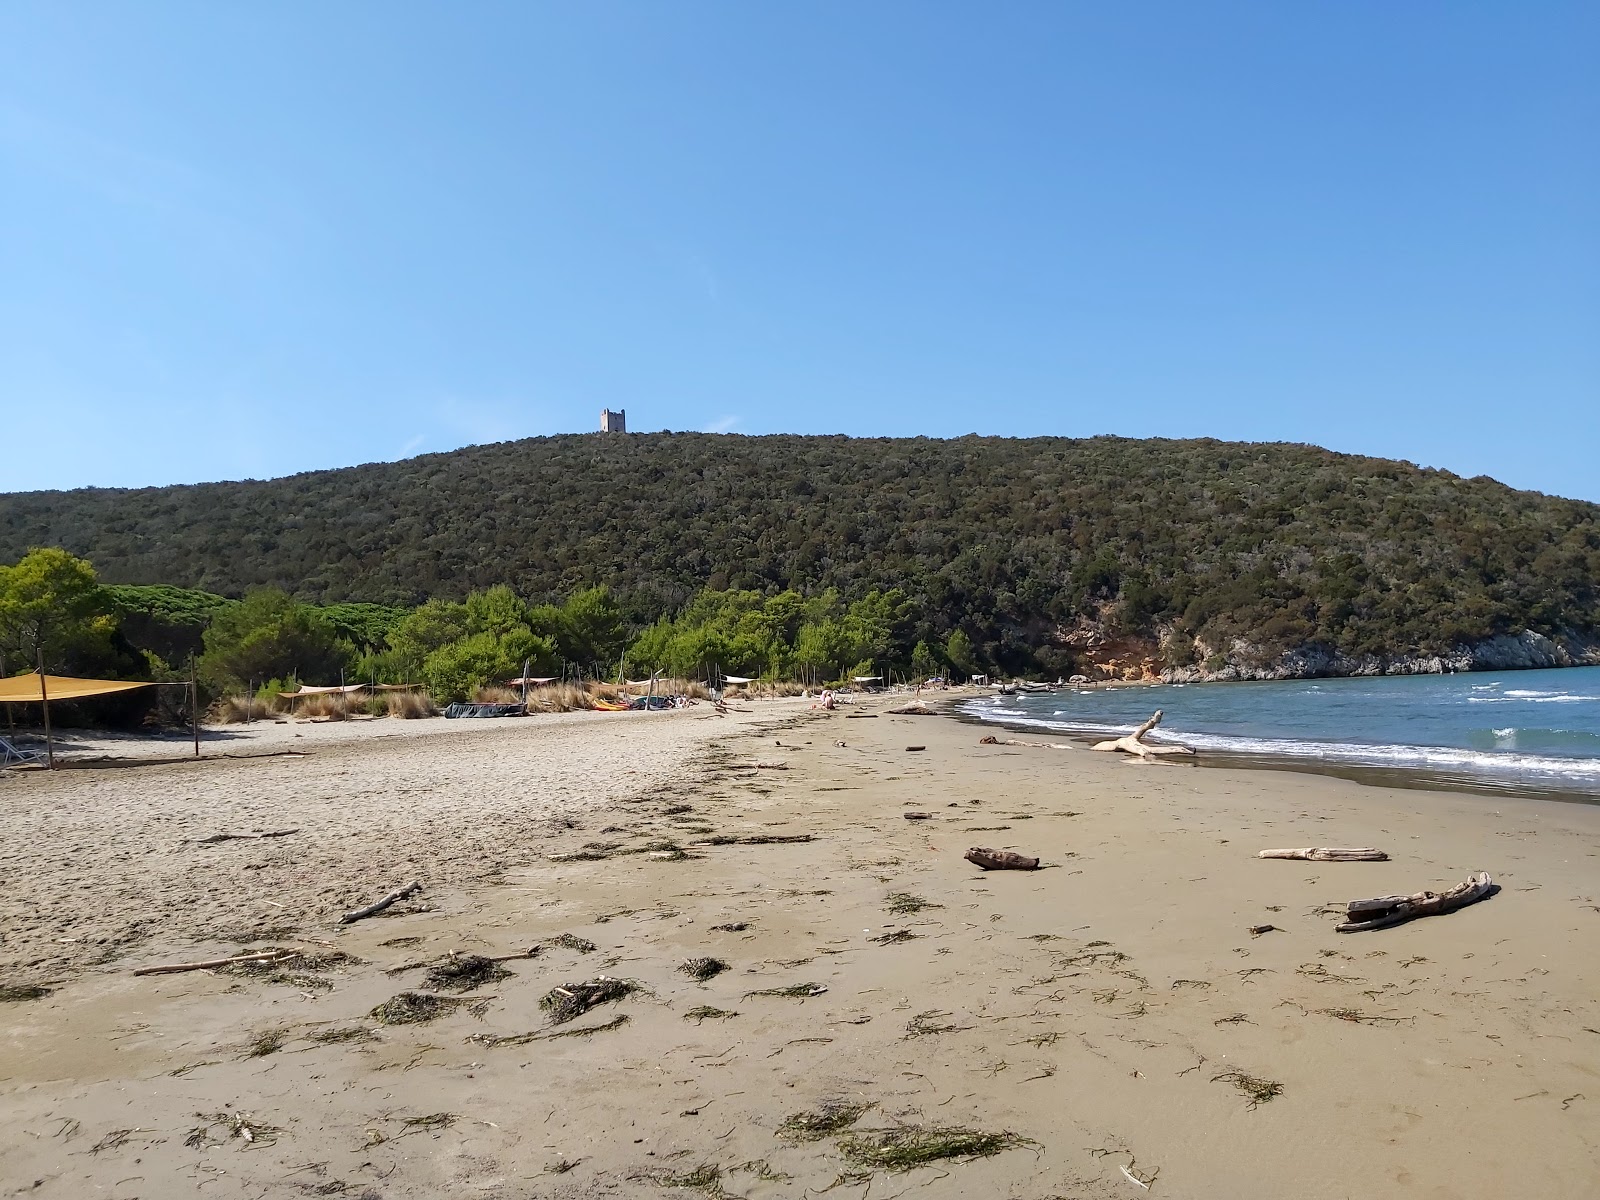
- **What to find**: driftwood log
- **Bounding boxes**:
[965,846,1040,871]
[1338,871,1495,933]
[886,703,935,715]
[752,760,790,770]
[339,881,422,925]
[978,735,1072,750]
[133,949,298,976]
[1091,710,1195,759]
[1258,847,1388,862]
[196,828,299,844]
[903,811,933,820]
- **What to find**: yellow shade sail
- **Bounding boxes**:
[0,674,157,703]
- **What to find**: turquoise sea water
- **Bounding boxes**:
[960,666,1600,798]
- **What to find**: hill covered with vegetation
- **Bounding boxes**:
[3,434,1597,685]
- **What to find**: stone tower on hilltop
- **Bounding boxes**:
[600,408,627,433]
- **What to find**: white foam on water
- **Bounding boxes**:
[959,701,1600,784]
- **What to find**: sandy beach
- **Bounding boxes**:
[3,699,1599,1198]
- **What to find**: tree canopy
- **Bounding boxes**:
[2,433,1596,679]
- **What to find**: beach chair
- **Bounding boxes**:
[0,736,46,768]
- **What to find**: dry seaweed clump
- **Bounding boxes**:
[1212,1068,1284,1109]
[423,955,512,993]
[540,977,639,1025]
[684,1005,738,1023]
[245,1027,291,1058]
[369,991,486,1026]
[743,982,828,1000]
[778,1100,873,1142]
[309,1025,378,1045]
[630,1163,725,1193]
[837,1126,1022,1171]
[886,893,940,916]
[0,983,53,1002]
[680,956,729,982]
[548,933,598,953]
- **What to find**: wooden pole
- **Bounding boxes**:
[36,649,54,769]
[2,653,13,740]
[190,655,200,757]
[521,657,530,708]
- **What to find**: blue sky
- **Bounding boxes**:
[2,2,1595,499]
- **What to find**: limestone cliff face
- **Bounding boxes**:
[1151,629,1600,683]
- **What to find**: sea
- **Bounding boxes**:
[959,665,1600,800]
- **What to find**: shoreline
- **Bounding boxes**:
[3,698,1598,1197]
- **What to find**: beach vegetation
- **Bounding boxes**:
[9,435,1600,692]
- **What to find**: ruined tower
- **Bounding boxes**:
[600,408,627,433]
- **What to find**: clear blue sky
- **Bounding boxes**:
[2,2,1595,499]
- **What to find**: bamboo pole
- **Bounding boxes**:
[1,653,13,741]
[36,649,54,769]
[189,655,199,758]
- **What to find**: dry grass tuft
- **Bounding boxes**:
[385,690,438,718]
[210,695,274,724]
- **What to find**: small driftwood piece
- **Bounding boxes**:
[1338,871,1494,933]
[1259,847,1388,862]
[965,846,1040,871]
[1091,710,1195,759]
[339,881,422,925]
[196,829,300,844]
[903,811,933,821]
[979,735,1071,750]
[134,949,298,977]
[752,760,790,770]
[905,745,926,752]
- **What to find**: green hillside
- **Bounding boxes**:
[2,433,1597,677]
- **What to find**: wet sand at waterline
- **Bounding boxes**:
[2,700,1598,1198]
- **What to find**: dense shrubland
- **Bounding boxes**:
[3,434,1597,703]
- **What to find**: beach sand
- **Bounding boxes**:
[3,699,1598,1197]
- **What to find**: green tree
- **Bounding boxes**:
[944,629,978,676]
[199,589,349,692]
[559,585,627,666]
[0,547,126,674]
[422,627,555,702]
[387,599,470,670]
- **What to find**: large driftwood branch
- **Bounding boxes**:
[133,949,298,976]
[1091,710,1195,758]
[1258,847,1389,862]
[965,846,1041,871]
[339,881,422,925]
[1338,871,1495,933]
